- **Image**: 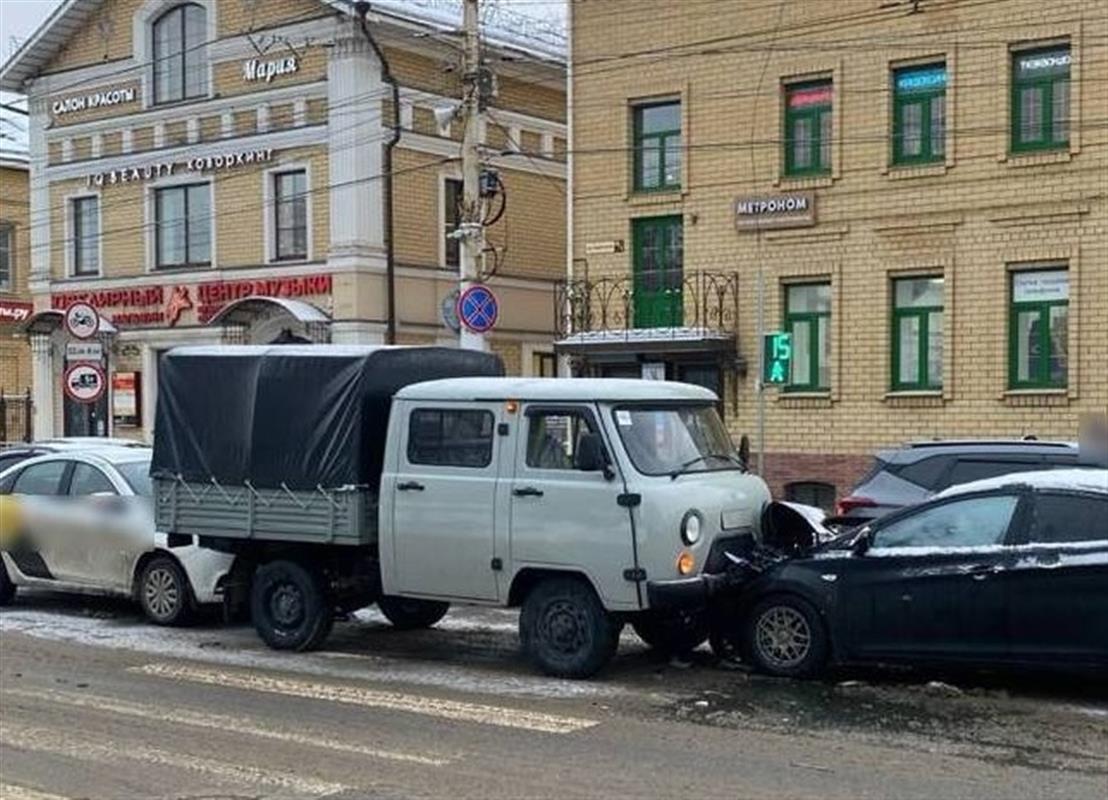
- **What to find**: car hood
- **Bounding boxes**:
[760,501,835,555]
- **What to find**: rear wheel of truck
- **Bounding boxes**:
[519,577,621,679]
[251,560,333,651]
[631,609,710,656]
[377,596,450,630]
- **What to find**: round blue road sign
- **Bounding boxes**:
[457,284,499,334]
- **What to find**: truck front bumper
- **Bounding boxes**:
[646,571,737,610]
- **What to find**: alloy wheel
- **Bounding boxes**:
[144,566,181,621]
[754,605,812,669]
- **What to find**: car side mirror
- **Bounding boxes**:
[574,433,612,479]
[852,528,873,556]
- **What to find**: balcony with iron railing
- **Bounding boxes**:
[554,269,740,358]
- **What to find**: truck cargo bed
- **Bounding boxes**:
[154,476,377,546]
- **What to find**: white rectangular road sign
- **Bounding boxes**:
[66,341,104,362]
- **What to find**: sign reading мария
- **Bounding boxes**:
[51,275,333,327]
[734,191,816,230]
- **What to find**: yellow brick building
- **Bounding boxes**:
[566,0,1107,504]
[0,153,34,440]
[1,0,566,440]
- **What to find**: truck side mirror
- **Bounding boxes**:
[574,433,609,477]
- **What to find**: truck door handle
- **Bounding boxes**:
[397,481,425,492]
[513,486,544,498]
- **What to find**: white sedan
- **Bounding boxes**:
[0,447,234,624]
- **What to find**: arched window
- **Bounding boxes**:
[152,4,207,104]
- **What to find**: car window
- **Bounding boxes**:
[11,460,69,496]
[407,409,494,468]
[895,455,952,490]
[115,460,153,497]
[526,410,595,470]
[874,494,1019,549]
[0,452,32,474]
[68,463,117,496]
[944,459,1043,489]
[1030,492,1108,544]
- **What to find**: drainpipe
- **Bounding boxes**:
[353,2,400,345]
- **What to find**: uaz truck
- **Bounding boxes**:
[152,345,772,677]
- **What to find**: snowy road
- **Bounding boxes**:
[1,591,1106,799]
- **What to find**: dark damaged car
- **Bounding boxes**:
[707,469,1108,678]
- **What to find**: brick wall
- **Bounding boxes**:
[571,0,1108,488]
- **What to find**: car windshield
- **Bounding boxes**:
[115,459,153,497]
[613,405,739,477]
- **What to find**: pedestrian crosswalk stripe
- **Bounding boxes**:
[0,722,348,797]
[132,662,600,734]
[6,687,453,767]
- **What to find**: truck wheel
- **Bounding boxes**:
[138,555,193,626]
[631,609,709,656]
[251,560,332,651]
[519,577,621,679]
[743,594,829,679]
[377,596,449,630]
[0,558,16,606]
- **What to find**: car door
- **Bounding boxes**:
[1005,490,1108,666]
[390,403,502,601]
[837,491,1026,663]
[7,459,73,582]
[508,405,638,609]
[58,461,143,592]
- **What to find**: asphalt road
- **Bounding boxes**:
[1,593,1106,800]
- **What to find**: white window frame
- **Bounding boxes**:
[145,177,215,273]
[438,170,464,269]
[263,163,313,264]
[65,190,104,279]
[135,0,217,110]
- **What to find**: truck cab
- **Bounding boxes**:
[380,377,771,677]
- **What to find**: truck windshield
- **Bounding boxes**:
[612,405,739,477]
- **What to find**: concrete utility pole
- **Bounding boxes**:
[458,0,486,351]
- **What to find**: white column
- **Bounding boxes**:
[30,334,57,439]
[140,344,158,444]
[26,96,50,288]
[326,23,386,272]
[330,321,386,344]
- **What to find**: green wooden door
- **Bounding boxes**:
[632,216,683,328]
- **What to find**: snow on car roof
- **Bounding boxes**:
[938,468,1108,498]
[397,377,718,403]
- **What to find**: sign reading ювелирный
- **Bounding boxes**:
[734,191,816,230]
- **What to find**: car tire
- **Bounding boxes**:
[519,577,621,679]
[138,555,193,626]
[0,558,16,606]
[377,596,450,630]
[631,609,709,656]
[743,594,829,679]
[251,560,332,652]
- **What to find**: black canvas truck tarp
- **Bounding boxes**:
[152,345,504,491]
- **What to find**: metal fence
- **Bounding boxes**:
[0,390,33,444]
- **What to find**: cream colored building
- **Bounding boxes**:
[0,0,566,440]
[566,0,1107,504]
[0,152,34,440]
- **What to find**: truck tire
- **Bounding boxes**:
[519,577,621,679]
[0,558,16,606]
[743,594,829,679]
[378,596,450,630]
[138,555,193,626]
[631,609,710,656]
[251,560,333,651]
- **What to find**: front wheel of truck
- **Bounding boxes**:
[519,577,621,679]
[251,560,333,651]
[378,596,450,630]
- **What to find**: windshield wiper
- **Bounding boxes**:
[669,453,741,480]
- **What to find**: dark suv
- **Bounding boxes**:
[834,439,1079,525]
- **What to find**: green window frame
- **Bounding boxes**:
[1011,45,1070,153]
[632,101,681,192]
[891,277,944,391]
[892,64,946,166]
[784,80,832,177]
[1009,269,1068,389]
[785,282,831,392]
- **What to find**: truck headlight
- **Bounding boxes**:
[680,510,703,546]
